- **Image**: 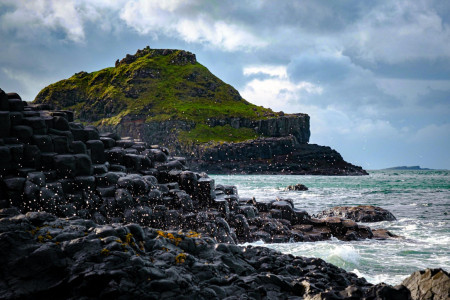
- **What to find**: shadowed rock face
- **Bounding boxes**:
[190,140,368,175]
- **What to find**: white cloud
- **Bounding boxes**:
[243,65,288,78]
[240,65,322,111]
[119,0,266,51]
[1,0,89,43]
[410,123,450,143]
[175,19,267,51]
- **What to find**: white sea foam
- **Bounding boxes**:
[328,244,360,266]
[351,268,364,278]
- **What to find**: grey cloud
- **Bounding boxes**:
[287,53,355,83]
[285,52,402,111]
[416,87,450,108]
[359,59,450,80]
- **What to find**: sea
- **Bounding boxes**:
[211,170,450,285]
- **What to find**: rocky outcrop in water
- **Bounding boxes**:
[285,184,309,191]
[318,205,397,222]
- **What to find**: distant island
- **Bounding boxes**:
[383,166,432,170]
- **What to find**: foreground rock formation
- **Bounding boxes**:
[2,209,446,300]
[1,209,448,299]
[33,47,367,176]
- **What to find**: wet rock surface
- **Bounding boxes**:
[317,205,397,222]
[0,209,418,299]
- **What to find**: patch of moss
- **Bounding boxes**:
[100,248,110,256]
[125,233,133,245]
[179,124,261,143]
[175,253,187,264]
[185,231,201,238]
[156,230,182,246]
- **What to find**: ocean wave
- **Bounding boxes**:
[327,244,360,267]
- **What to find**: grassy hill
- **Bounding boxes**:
[34,47,280,143]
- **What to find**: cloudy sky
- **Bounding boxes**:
[1,0,449,169]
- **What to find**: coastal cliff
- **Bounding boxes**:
[34,47,366,175]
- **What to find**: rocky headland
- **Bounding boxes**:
[1,88,449,299]
[33,47,367,176]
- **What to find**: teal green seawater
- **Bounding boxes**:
[211,170,450,285]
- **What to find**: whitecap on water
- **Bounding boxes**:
[327,244,361,267]
[351,268,365,278]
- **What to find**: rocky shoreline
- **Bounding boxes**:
[1,88,448,299]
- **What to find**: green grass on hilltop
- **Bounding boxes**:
[35,49,276,124]
[34,47,280,143]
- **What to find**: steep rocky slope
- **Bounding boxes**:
[34,47,366,175]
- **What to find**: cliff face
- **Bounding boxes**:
[207,114,310,144]
[101,114,310,156]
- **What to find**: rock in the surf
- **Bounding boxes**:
[285,183,308,191]
[317,205,397,222]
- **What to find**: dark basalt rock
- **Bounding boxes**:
[190,139,369,176]
[286,183,309,191]
[317,205,397,222]
[0,209,418,299]
[0,89,390,245]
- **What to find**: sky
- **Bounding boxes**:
[0,0,449,170]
